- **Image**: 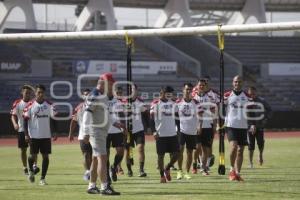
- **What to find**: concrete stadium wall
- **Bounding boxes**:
[1,111,300,136]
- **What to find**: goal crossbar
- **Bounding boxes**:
[0,21,300,41]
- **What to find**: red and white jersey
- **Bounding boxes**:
[131,97,147,134]
[10,99,30,132]
[193,93,217,128]
[224,90,251,129]
[175,98,200,135]
[23,100,57,139]
[150,98,176,137]
[72,102,85,140]
[192,87,219,104]
[108,97,124,134]
[207,89,220,104]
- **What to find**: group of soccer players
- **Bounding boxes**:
[10,73,271,195]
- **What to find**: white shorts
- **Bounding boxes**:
[89,134,107,156]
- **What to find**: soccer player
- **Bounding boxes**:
[23,84,58,185]
[106,86,127,183]
[203,76,219,168]
[10,85,39,175]
[193,80,216,175]
[82,73,120,195]
[68,89,92,181]
[124,84,148,177]
[224,75,255,181]
[150,86,179,183]
[176,83,200,180]
[247,86,272,168]
[115,86,125,175]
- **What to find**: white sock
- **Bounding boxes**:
[101,182,108,190]
[85,170,90,174]
[88,182,96,189]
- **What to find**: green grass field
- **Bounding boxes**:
[0,138,300,200]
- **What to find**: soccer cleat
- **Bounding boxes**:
[33,166,40,175]
[202,169,210,176]
[28,171,35,183]
[127,170,133,177]
[83,171,90,181]
[138,171,147,177]
[87,186,101,194]
[177,170,183,180]
[164,170,171,181]
[160,177,167,183]
[101,185,121,195]
[184,173,192,180]
[110,166,117,182]
[39,179,48,186]
[191,168,197,174]
[236,174,244,182]
[117,166,124,175]
[24,168,29,175]
[229,170,237,181]
[170,166,177,171]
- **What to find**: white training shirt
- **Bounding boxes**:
[193,92,217,129]
[175,98,200,135]
[108,97,124,134]
[82,88,110,136]
[123,97,147,134]
[150,98,177,137]
[72,102,85,140]
[23,100,57,139]
[224,90,251,129]
[10,99,30,132]
[207,88,220,104]
[132,97,147,134]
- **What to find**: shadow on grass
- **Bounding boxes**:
[0,179,25,182]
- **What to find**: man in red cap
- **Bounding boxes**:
[82,73,121,195]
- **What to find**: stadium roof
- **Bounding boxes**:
[32,0,300,12]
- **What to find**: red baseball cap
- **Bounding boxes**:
[99,73,115,83]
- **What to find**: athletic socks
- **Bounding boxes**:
[126,160,132,172]
[28,156,34,172]
[101,182,108,190]
[88,182,96,189]
[139,162,145,172]
[41,157,49,180]
[160,170,164,177]
[193,162,197,170]
[165,163,172,171]
[113,155,123,169]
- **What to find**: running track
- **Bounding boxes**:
[0,132,299,147]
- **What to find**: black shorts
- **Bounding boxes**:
[30,138,51,154]
[79,140,92,154]
[247,129,265,151]
[127,131,145,147]
[107,133,125,149]
[179,132,197,150]
[226,127,248,146]
[156,135,180,155]
[18,132,28,148]
[197,128,214,147]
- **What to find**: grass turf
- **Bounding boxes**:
[0,138,299,200]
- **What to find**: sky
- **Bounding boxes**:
[4,4,300,28]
